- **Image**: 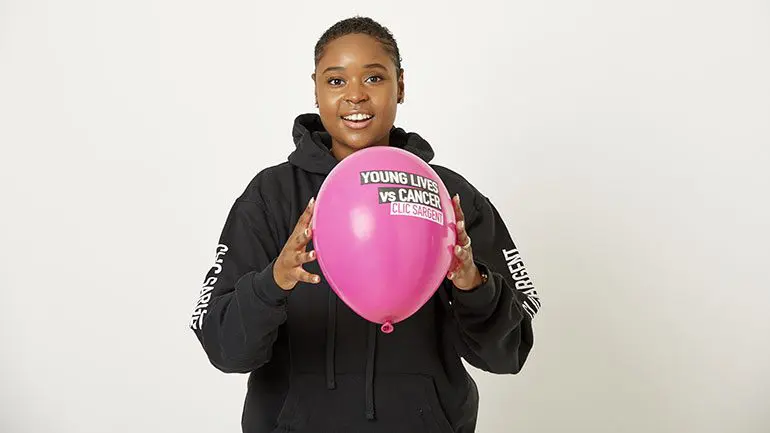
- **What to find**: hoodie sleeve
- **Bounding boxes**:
[448,192,541,374]
[189,198,289,374]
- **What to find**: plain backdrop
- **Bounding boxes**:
[1,0,769,432]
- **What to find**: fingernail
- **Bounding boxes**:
[304,228,309,237]
[455,245,462,254]
[448,272,455,280]
[309,250,316,259]
[457,220,465,231]
[314,276,321,283]
[308,197,315,207]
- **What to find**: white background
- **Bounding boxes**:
[1,1,769,432]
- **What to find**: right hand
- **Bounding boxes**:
[273,197,321,291]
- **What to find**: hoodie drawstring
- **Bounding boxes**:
[365,322,377,420]
[326,288,378,420]
[326,290,337,390]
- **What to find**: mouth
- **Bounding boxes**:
[340,112,375,130]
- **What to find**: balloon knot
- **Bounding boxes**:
[380,321,394,334]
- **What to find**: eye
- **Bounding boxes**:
[366,75,384,84]
[327,77,345,87]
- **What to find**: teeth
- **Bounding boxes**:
[343,113,373,121]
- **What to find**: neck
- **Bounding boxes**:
[331,136,390,161]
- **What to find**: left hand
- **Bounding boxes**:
[447,194,484,291]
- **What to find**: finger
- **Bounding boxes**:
[448,243,475,280]
[300,249,317,265]
[298,197,315,228]
[453,194,465,224]
[292,223,314,249]
[290,198,315,245]
[453,195,471,243]
[456,221,470,250]
[454,244,473,264]
[293,267,321,284]
[447,257,463,280]
[288,250,316,267]
[448,265,465,281]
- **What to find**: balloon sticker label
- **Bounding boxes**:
[359,170,445,226]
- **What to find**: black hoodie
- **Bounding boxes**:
[190,114,541,433]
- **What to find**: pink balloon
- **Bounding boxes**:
[312,146,457,333]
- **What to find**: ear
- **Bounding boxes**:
[397,68,405,103]
[311,73,318,107]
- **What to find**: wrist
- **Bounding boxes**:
[454,265,488,292]
[452,263,498,309]
[272,264,295,291]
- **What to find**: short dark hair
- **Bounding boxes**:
[314,16,402,73]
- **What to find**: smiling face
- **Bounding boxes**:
[313,33,404,160]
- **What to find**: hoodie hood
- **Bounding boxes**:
[288,113,435,175]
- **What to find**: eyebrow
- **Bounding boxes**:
[322,63,389,74]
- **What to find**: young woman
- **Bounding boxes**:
[190,16,541,433]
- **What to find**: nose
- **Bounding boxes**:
[344,80,368,105]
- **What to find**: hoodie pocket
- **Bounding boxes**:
[414,374,456,433]
[272,373,454,433]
